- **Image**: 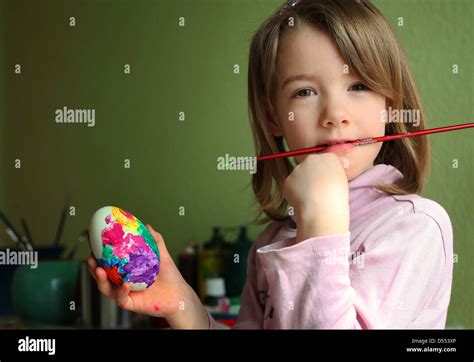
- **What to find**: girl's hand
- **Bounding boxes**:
[87,225,209,328]
[283,153,350,240]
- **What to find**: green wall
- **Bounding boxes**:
[3,0,473,327]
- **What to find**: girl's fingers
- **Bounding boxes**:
[87,256,95,266]
[87,257,126,302]
[87,257,98,281]
[116,282,132,310]
[95,267,117,299]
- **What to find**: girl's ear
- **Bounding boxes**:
[265,102,284,137]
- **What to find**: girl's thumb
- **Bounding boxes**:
[146,224,170,256]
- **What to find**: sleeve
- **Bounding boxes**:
[251,212,451,329]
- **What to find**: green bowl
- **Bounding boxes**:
[12,260,80,327]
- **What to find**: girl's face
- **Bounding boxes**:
[271,24,386,181]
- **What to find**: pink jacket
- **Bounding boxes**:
[209,164,453,329]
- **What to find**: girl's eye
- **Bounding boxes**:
[349,83,369,91]
[294,88,316,98]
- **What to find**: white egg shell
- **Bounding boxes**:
[89,206,160,291]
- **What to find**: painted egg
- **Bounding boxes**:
[89,206,160,291]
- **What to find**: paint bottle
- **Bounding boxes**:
[203,276,230,313]
[225,226,252,297]
[177,240,199,294]
[197,227,232,301]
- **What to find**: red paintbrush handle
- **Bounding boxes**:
[257,123,474,162]
[354,122,474,145]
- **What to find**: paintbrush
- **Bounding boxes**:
[20,218,34,247]
[0,211,31,251]
[53,197,70,247]
[257,122,474,161]
[67,229,88,260]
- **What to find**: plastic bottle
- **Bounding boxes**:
[197,227,232,301]
[177,240,199,294]
[225,226,252,297]
[203,276,230,313]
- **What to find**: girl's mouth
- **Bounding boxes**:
[319,142,356,153]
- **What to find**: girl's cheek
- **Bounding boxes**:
[366,143,384,163]
[362,112,386,137]
[356,95,385,124]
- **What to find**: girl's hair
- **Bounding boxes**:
[248,0,430,226]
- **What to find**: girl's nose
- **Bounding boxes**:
[320,117,350,129]
[318,96,350,129]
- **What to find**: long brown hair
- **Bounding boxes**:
[248,0,430,225]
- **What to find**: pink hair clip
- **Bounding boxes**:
[279,0,303,15]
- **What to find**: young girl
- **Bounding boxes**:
[87,0,453,329]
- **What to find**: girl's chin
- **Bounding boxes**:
[346,163,375,181]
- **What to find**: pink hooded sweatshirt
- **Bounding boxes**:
[208,164,453,329]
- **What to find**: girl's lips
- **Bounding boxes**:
[320,142,356,153]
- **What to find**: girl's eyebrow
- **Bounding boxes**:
[281,74,318,89]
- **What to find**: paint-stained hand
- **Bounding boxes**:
[86,225,206,327]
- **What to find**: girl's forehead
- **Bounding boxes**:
[279,24,341,60]
[277,26,347,80]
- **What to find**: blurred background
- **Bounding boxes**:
[0,0,472,329]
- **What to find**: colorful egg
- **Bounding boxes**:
[89,206,160,291]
